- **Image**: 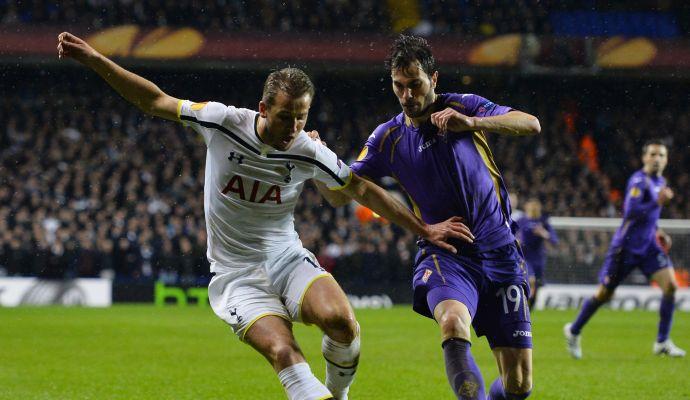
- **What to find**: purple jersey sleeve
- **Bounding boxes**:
[623,174,659,220]
[456,94,514,117]
[350,121,395,180]
[544,218,559,245]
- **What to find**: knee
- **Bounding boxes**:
[438,311,471,341]
[595,287,614,303]
[662,282,677,297]
[503,373,533,395]
[319,308,358,343]
[268,341,303,367]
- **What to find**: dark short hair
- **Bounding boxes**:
[642,139,667,155]
[262,67,315,107]
[385,35,437,76]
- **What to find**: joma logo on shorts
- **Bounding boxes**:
[512,330,532,338]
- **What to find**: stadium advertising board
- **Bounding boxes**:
[5,26,690,69]
[0,277,112,307]
[153,282,393,309]
[536,284,690,311]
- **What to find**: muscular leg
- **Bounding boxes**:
[302,276,358,342]
[301,276,359,400]
[651,268,678,343]
[434,299,485,400]
[570,284,614,335]
[244,316,332,400]
[527,276,537,309]
[564,284,613,359]
[488,348,533,399]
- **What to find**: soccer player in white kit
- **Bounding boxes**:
[58,32,474,399]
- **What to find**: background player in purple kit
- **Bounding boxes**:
[517,198,558,309]
[316,35,541,400]
[564,140,685,359]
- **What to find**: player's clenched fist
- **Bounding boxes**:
[657,187,674,205]
[430,107,476,134]
[57,32,100,64]
[307,130,327,146]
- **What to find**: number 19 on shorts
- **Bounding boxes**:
[496,285,525,314]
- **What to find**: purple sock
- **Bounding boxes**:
[570,297,603,335]
[442,338,485,400]
[488,378,531,399]
[657,295,675,343]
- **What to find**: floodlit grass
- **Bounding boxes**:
[1,305,688,399]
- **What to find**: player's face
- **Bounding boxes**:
[642,144,668,175]
[259,91,311,151]
[391,61,438,119]
[525,200,542,218]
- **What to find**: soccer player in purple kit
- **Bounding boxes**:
[316,35,541,400]
[564,140,685,359]
[517,198,558,309]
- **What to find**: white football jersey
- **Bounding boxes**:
[178,100,352,270]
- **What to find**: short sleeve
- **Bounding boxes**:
[178,100,242,146]
[312,140,353,190]
[457,94,514,118]
[350,123,395,181]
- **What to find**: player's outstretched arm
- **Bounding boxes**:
[313,179,351,207]
[431,108,540,136]
[57,32,179,121]
[340,174,474,253]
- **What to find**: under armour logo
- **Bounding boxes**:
[284,162,296,183]
[228,152,244,165]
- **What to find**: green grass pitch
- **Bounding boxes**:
[1,305,688,399]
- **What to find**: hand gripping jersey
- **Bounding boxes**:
[177,100,351,270]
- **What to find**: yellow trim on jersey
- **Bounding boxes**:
[472,131,504,208]
[391,173,422,219]
[298,273,332,324]
[317,396,333,400]
[448,101,466,109]
[329,171,354,191]
[240,312,291,342]
[357,146,369,161]
[378,126,400,152]
[176,99,184,120]
[390,135,404,163]
[432,254,446,284]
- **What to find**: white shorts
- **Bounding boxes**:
[208,246,330,340]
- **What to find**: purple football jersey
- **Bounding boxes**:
[351,93,516,253]
[517,216,558,267]
[610,170,665,255]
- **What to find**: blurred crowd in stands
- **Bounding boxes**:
[0,69,688,285]
[2,0,688,37]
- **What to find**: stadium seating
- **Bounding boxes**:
[0,70,688,285]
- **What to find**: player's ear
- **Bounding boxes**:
[431,71,438,89]
[258,100,268,118]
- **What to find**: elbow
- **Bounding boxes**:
[527,116,541,136]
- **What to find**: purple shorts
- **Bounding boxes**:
[524,257,545,281]
[599,244,672,289]
[412,242,532,349]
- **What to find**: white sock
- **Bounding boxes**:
[277,362,332,400]
[322,326,361,400]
